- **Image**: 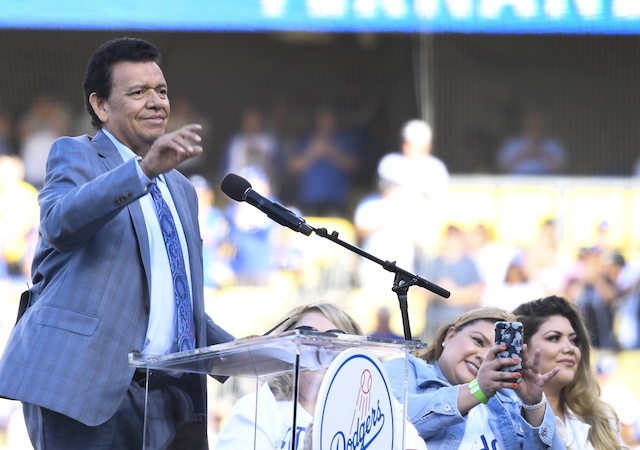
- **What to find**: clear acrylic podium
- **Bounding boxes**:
[129,329,425,449]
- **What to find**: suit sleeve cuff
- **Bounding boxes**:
[134,156,154,189]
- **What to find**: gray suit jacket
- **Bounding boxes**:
[0,131,234,426]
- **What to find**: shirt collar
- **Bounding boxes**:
[101,129,165,185]
[101,129,137,162]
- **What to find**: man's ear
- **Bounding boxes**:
[89,93,108,123]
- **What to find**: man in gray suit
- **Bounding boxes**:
[0,37,234,448]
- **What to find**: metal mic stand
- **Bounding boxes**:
[310,226,450,341]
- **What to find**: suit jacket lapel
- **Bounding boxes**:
[91,131,152,289]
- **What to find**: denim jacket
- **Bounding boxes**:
[383,355,564,449]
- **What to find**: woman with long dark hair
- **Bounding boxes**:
[514,295,626,449]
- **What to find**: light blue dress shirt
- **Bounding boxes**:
[103,129,193,355]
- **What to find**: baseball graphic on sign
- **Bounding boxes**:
[313,348,395,449]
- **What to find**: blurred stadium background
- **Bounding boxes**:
[2,0,640,448]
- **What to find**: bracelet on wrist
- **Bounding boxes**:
[469,378,489,404]
[522,392,547,411]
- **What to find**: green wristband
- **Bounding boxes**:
[469,378,489,404]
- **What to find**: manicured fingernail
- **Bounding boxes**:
[513,358,519,363]
[515,373,521,378]
[511,383,517,388]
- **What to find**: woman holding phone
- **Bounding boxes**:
[513,295,627,449]
[384,306,563,449]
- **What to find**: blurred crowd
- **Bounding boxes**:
[2,93,640,447]
[3,92,640,344]
[2,94,640,351]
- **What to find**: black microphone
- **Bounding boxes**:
[221,173,313,236]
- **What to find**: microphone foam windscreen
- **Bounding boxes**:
[221,173,251,202]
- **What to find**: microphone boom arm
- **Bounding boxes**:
[310,225,450,341]
[220,173,450,340]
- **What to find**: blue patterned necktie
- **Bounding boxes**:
[149,181,196,352]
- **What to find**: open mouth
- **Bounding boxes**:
[465,361,480,376]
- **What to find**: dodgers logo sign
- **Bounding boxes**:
[313,348,395,449]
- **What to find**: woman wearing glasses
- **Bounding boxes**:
[215,301,426,449]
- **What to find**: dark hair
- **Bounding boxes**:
[513,295,625,449]
[83,37,162,130]
[513,295,590,367]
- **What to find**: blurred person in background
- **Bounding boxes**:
[353,161,431,290]
[224,166,301,285]
[18,93,72,190]
[267,93,305,203]
[334,78,380,183]
[521,218,573,296]
[368,306,403,340]
[497,107,567,175]
[0,106,14,156]
[190,174,234,290]
[568,247,621,349]
[376,119,449,201]
[221,105,282,195]
[467,223,517,293]
[481,251,545,312]
[288,105,360,218]
[596,248,640,350]
[0,37,234,449]
[355,118,449,291]
[514,295,627,449]
[0,155,39,282]
[616,280,640,351]
[375,119,449,258]
[421,224,485,341]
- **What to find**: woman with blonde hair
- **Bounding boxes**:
[513,295,627,449]
[263,301,362,407]
[384,306,562,449]
[215,301,426,449]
